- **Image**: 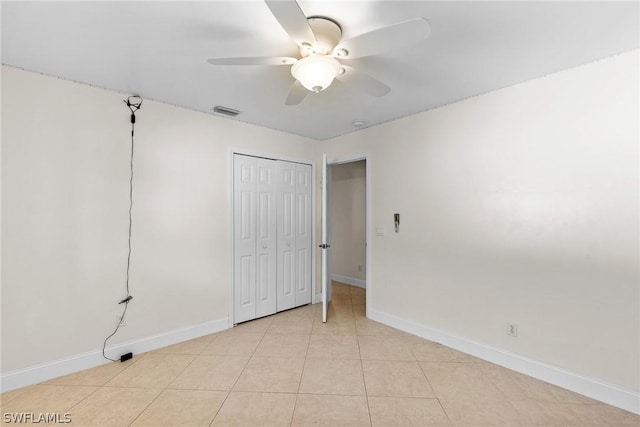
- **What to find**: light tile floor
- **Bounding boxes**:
[1,282,638,426]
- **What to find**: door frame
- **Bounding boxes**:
[228,148,317,327]
[325,153,371,319]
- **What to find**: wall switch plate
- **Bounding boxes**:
[376,227,384,236]
[507,322,518,337]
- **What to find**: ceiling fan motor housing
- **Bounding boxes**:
[305,17,342,55]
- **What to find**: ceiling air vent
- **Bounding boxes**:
[212,105,241,117]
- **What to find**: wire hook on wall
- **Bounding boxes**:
[124,95,143,125]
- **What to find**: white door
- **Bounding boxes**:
[277,161,297,311]
[321,154,330,322]
[295,163,312,305]
[255,158,277,318]
[235,155,313,322]
[233,155,257,323]
[234,155,277,323]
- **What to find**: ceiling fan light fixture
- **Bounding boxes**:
[291,55,341,93]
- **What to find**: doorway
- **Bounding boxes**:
[324,157,368,322]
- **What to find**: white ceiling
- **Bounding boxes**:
[2,1,638,141]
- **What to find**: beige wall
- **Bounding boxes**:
[1,66,319,373]
[330,161,366,281]
[323,50,639,391]
[2,49,638,399]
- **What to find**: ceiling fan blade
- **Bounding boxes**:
[207,56,297,66]
[285,80,309,106]
[335,18,431,59]
[337,66,391,97]
[265,0,317,47]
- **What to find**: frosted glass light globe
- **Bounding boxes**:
[291,55,341,93]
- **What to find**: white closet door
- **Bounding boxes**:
[294,163,312,305]
[233,155,257,323]
[255,158,277,317]
[277,161,297,311]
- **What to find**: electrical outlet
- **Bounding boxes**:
[116,314,127,328]
[507,322,518,337]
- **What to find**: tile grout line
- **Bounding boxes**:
[207,327,256,427]
[416,357,453,424]
[202,326,267,427]
[207,390,230,427]
[152,327,263,427]
[125,389,164,426]
[414,354,437,397]
[356,292,374,427]
[207,324,270,426]
[57,354,149,418]
[30,383,101,417]
[289,315,314,427]
[127,352,200,426]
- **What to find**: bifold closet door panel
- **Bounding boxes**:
[277,161,297,312]
[255,158,277,318]
[295,163,312,306]
[233,155,257,323]
[235,156,312,322]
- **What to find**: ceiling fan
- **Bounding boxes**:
[207,0,431,105]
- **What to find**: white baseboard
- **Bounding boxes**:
[0,317,229,393]
[330,274,366,289]
[313,293,322,304]
[368,308,640,415]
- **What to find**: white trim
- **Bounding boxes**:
[313,293,322,304]
[311,160,317,316]
[0,317,229,393]
[330,274,366,289]
[227,148,235,328]
[368,308,640,415]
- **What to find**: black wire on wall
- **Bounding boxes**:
[102,96,142,362]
